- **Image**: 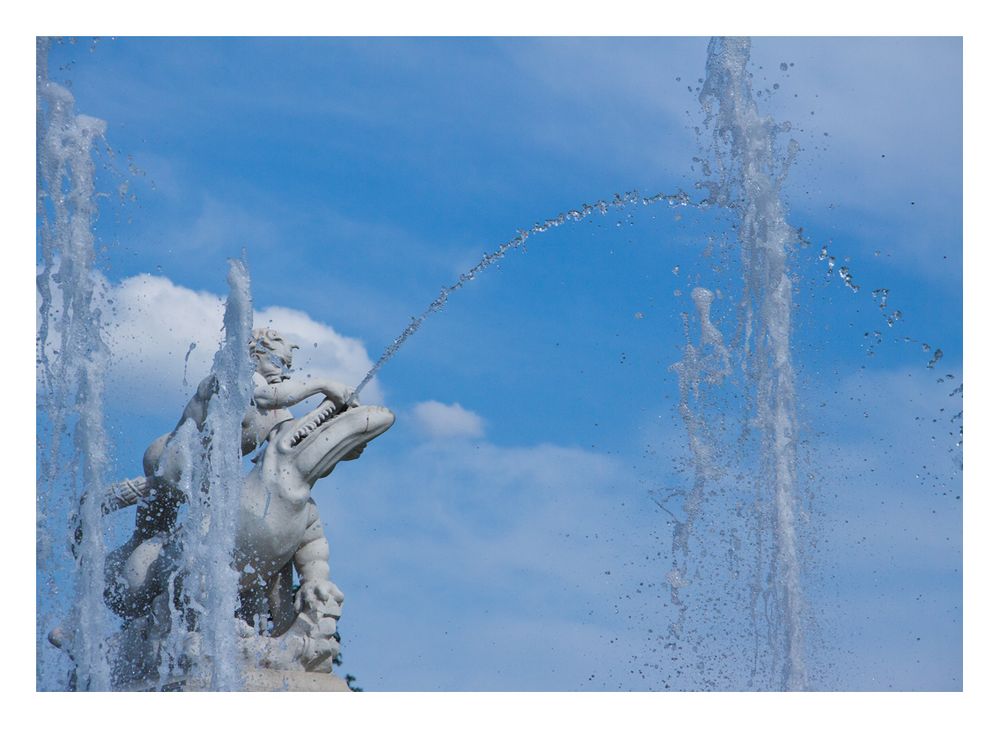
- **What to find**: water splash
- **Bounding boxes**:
[349,190,694,402]
[36,37,114,691]
[182,341,197,387]
[344,38,812,690]
[926,347,944,369]
[820,243,950,365]
[662,288,731,637]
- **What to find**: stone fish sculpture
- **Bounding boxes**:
[55,328,394,689]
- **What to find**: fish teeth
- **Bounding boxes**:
[288,403,340,447]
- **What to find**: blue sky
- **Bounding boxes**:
[37,37,962,690]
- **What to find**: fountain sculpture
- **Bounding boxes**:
[37,35,396,689]
[50,319,395,690]
[39,34,945,691]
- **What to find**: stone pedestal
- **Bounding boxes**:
[131,668,351,692]
[240,669,351,692]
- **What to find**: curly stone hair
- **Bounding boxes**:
[249,327,298,365]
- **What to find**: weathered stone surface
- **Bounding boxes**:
[129,668,351,692]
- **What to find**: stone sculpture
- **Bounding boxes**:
[55,328,394,689]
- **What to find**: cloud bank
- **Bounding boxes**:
[40,271,382,415]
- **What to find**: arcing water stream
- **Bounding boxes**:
[349,190,697,404]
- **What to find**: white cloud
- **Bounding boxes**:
[410,400,485,440]
[40,271,382,416]
[102,272,224,406]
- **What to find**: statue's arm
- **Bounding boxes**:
[252,376,354,412]
[169,374,218,432]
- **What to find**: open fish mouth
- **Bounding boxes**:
[276,400,395,481]
[286,399,340,449]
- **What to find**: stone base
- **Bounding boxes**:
[132,668,351,692]
[240,669,351,692]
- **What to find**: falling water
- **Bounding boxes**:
[161,260,255,691]
[37,37,255,690]
[36,37,114,691]
[664,287,731,638]
[697,36,808,690]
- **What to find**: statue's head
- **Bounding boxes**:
[249,327,298,384]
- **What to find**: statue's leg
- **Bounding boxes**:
[105,432,190,620]
[266,563,297,637]
[138,433,189,532]
[104,532,173,620]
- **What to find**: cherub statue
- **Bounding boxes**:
[104,328,354,622]
[67,327,395,685]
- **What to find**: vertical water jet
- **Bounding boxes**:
[699,36,807,690]
[162,259,255,691]
[36,36,114,691]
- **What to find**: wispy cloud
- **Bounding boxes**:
[411,401,485,440]
[316,435,669,689]
[158,195,284,256]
